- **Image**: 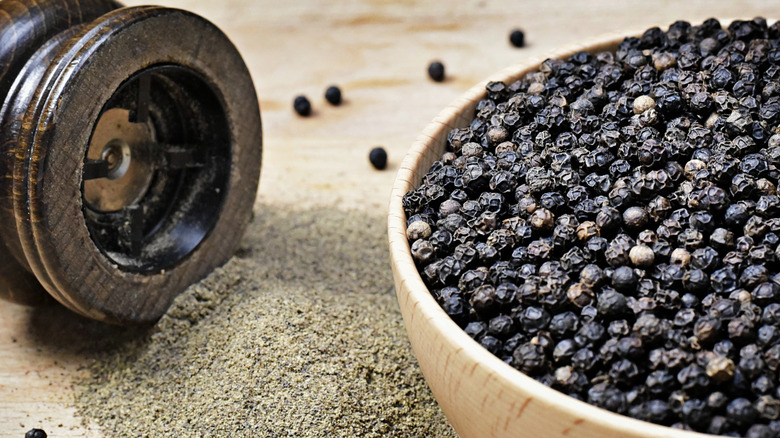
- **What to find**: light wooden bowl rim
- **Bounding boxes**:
[386,22,760,438]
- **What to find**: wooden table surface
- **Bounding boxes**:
[1,0,779,436]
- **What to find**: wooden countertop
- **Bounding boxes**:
[1,0,779,435]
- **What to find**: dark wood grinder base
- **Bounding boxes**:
[0,0,262,324]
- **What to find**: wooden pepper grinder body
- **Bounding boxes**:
[0,0,262,324]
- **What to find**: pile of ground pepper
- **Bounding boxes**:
[404,17,780,437]
[75,207,454,437]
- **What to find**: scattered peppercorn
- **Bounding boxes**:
[324,85,342,105]
[404,17,780,436]
[24,430,46,438]
[293,95,311,116]
[369,147,388,170]
[509,29,525,48]
[428,61,445,82]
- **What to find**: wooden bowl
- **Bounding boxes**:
[387,28,718,438]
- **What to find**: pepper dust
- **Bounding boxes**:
[76,208,454,437]
[404,17,780,436]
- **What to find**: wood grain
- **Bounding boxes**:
[2,0,780,435]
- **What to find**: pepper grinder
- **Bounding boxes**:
[0,0,262,324]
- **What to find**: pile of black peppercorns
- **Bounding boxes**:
[403,18,780,437]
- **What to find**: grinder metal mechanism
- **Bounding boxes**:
[0,0,262,324]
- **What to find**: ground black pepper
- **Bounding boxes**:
[404,17,780,436]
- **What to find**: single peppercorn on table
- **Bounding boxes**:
[2,0,780,435]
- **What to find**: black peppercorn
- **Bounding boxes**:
[594,207,620,232]
[605,234,636,267]
[711,227,736,249]
[691,247,720,272]
[428,61,445,82]
[293,95,312,116]
[529,208,555,231]
[440,295,468,325]
[469,284,497,317]
[754,283,780,304]
[694,316,722,345]
[566,282,594,308]
[580,264,605,287]
[369,147,388,170]
[406,220,432,241]
[547,312,577,338]
[727,397,759,427]
[706,355,736,383]
[679,228,707,250]
[553,339,578,364]
[610,265,636,291]
[324,85,342,105]
[509,29,525,48]
[479,336,504,355]
[599,291,629,321]
[520,307,551,334]
[513,342,546,374]
[746,424,775,438]
[623,206,649,229]
[410,239,435,264]
[464,321,487,340]
[574,321,605,348]
[755,396,780,421]
[488,315,515,338]
[629,244,655,267]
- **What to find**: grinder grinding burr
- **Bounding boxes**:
[0,0,262,324]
